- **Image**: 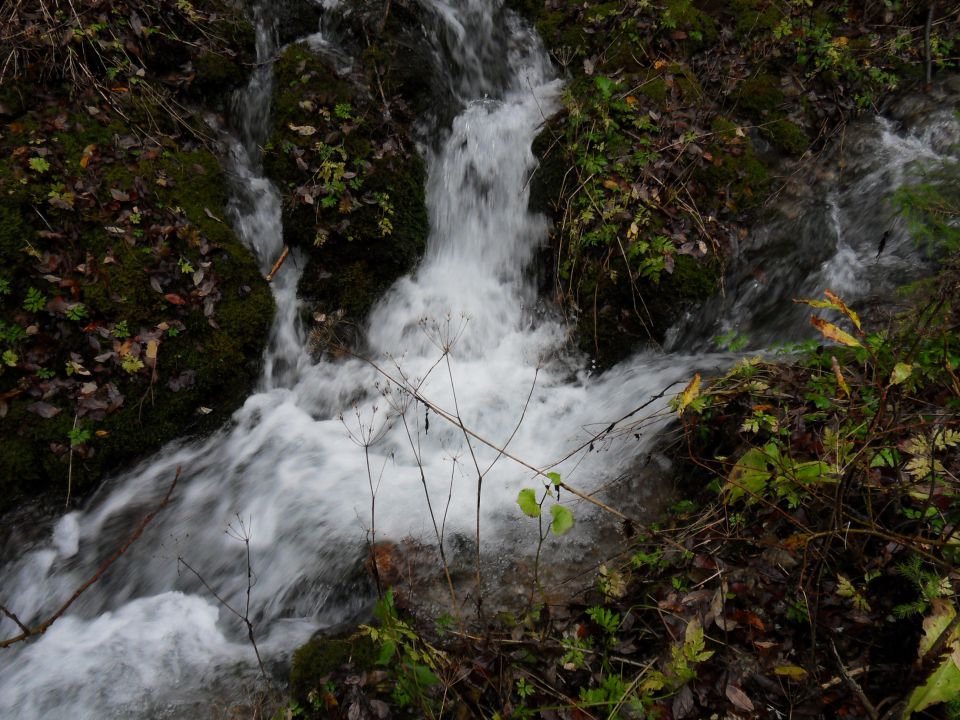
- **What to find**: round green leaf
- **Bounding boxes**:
[517,488,540,518]
[550,504,574,535]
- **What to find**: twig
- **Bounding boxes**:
[178,514,274,693]
[265,245,290,282]
[0,468,180,649]
[66,409,79,507]
[830,639,879,720]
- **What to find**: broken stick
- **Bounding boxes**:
[265,245,290,282]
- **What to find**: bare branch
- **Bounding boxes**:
[0,468,180,649]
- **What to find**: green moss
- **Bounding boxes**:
[191,51,245,94]
[0,205,29,264]
[696,116,771,209]
[529,118,569,216]
[264,43,428,338]
[575,251,721,367]
[737,74,786,119]
[290,632,379,706]
[586,1,622,22]
[670,64,703,102]
[729,0,782,38]
[298,154,429,324]
[638,76,669,104]
[661,0,718,51]
[760,117,809,156]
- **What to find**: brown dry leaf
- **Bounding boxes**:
[831,355,850,397]
[27,402,61,418]
[79,144,96,168]
[725,684,755,712]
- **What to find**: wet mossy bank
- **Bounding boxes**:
[520,0,956,367]
[0,0,273,512]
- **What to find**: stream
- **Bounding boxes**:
[0,1,958,717]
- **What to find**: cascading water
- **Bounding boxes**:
[671,95,960,350]
[0,1,958,716]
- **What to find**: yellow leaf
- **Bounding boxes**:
[831,356,850,397]
[288,124,317,136]
[810,316,862,348]
[824,289,861,330]
[145,339,159,368]
[79,144,96,168]
[677,373,701,415]
[889,362,913,386]
[774,665,808,679]
[794,290,861,331]
[602,178,620,190]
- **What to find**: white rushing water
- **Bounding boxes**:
[1,1,959,715]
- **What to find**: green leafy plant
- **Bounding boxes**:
[362,589,442,715]
[65,303,88,321]
[121,355,145,374]
[67,426,92,447]
[894,555,952,618]
[28,157,51,173]
[23,287,47,312]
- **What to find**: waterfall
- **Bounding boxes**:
[0,1,958,716]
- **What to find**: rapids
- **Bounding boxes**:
[0,1,958,716]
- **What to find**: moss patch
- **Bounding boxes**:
[0,3,272,512]
[264,43,427,347]
[290,631,379,708]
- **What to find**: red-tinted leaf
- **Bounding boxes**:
[164,293,187,305]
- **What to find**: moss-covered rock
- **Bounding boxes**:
[736,74,786,119]
[264,42,427,348]
[0,2,272,512]
[290,631,379,708]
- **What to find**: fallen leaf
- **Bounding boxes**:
[164,293,187,305]
[288,123,317,136]
[889,362,913,386]
[145,339,159,367]
[725,684,754,712]
[27,402,61,418]
[774,665,808,679]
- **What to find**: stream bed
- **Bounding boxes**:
[0,2,958,717]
